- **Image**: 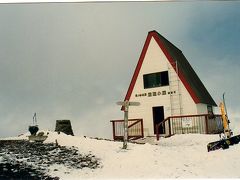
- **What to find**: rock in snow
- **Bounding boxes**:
[1,131,240,179]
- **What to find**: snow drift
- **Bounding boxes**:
[2,131,240,179]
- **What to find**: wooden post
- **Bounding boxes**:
[140,119,144,138]
[112,121,116,140]
[205,115,209,134]
[123,102,129,149]
[168,118,171,136]
[116,101,140,149]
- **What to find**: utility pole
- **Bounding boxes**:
[116,100,140,149]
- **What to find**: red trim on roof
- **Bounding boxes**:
[151,32,200,103]
[122,31,200,110]
[177,69,200,103]
[121,33,152,110]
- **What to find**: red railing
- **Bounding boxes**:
[156,114,223,141]
[110,119,144,141]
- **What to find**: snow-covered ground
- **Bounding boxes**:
[2,131,240,179]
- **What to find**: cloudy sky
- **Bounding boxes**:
[0,1,239,138]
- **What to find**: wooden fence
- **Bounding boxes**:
[110,119,144,141]
[156,114,223,140]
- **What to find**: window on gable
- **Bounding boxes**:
[207,105,213,114]
[143,71,169,89]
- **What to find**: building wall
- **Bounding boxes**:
[127,37,209,136]
[196,103,208,114]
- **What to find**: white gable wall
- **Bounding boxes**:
[127,37,208,136]
[197,103,208,114]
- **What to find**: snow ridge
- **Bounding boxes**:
[1,131,240,179]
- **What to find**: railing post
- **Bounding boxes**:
[141,119,144,138]
[205,115,209,134]
[168,118,171,136]
[112,121,116,140]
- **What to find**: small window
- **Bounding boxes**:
[207,105,213,114]
[143,71,169,89]
[207,105,215,119]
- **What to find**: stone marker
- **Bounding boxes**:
[28,125,39,135]
[55,120,74,136]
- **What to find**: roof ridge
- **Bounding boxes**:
[149,31,182,53]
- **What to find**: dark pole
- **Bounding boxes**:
[123,100,129,149]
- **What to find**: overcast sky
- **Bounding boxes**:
[0,1,239,138]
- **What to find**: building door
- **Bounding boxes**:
[152,106,165,134]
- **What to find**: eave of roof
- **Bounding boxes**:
[122,31,217,110]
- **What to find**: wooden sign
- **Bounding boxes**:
[116,100,140,149]
[116,101,140,106]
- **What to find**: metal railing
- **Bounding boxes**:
[156,114,223,141]
[110,119,144,141]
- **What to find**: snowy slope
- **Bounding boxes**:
[4,131,240,179]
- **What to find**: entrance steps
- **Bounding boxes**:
[130,135,170,145]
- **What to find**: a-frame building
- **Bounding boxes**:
[111,31,223,140]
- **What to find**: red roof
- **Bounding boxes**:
[122,31,216,110]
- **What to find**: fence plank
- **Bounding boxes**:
[111,119,143,140]
[156,114,223,141]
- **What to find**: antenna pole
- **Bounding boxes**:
[33,113,37,125]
